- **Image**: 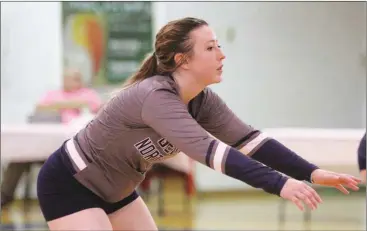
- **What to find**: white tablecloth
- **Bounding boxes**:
[1,123,78,162]
[1,122,192,173]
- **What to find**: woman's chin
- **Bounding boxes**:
[205,74,223,86]
[213,74,223,83]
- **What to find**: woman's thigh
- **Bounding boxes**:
[47,208,113,231]
[108,197,158,231]
[37,145,112,230]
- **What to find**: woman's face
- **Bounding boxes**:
[185,25,226,86]
[63,71,83,91]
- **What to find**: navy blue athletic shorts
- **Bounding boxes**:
[37,142,139,222]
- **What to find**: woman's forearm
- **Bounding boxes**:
[239,138,319,182]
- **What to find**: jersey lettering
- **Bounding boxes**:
[157,138,179,155]
[134,137,164,162]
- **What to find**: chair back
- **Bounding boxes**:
[27,111,62,124]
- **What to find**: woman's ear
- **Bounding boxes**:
[174,53,189,70]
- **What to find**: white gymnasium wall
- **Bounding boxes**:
[1,2,62,124]
[158,2,366,129]
[1,2,62,199]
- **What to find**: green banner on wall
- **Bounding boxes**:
[62,2,153,87]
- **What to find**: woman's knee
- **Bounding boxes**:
[108,197,158,230]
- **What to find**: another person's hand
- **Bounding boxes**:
[360,169,366,184]
[51,99,89,110]
[280,178,322,211]
[310,169,361,194]
[66,99,89,109]
[36,99,89,112]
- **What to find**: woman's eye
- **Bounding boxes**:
[207,46,214,51]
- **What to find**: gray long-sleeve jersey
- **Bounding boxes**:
[67,75,288,203]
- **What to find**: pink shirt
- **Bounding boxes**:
[38,88,102,124]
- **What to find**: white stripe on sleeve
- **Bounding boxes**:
[213,141,227,172]
[239,133,268,155]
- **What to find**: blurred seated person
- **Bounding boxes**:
[1,68,103,207]
[357,133,366,183]
[36,68,102,123]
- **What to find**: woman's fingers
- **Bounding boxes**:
[294,187,322,211]
[296,192,314,210]
[291,196,304,211]
[346,182,360,191]
[345,174,362,183]
[303,188,320,209]
[335,184,349,195]
[281,179,324,211]
[339,175,360,191]
[305,185,323,203]
[340,175,360,184]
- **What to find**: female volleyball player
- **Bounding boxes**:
[37,17,361,230]
[357,133,366,183]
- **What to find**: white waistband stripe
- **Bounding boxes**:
[66,139,87,171]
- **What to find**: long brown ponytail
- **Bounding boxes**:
[121,17,208,89]
[122,52,158,88]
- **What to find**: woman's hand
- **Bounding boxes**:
[360,170,366,184]
[310,169,361,194]
[280,178,322,211]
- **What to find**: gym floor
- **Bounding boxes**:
[1,176,366,231]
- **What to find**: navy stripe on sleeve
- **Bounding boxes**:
[232,130,259,149]
[205,140,215,167]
